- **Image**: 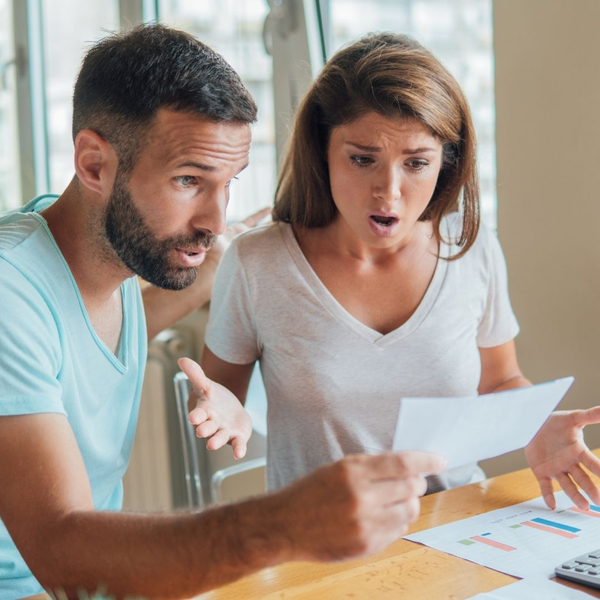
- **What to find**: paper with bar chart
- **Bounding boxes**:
[406,491,600,579]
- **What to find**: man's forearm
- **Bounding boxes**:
[30,494,291,599]
[142,259,217,341]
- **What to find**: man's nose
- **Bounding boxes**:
[190,188,227,236]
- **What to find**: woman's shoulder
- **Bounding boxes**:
[442,212,497,258]
[228,220,291,266]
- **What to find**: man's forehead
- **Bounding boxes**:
[145,108,251,166]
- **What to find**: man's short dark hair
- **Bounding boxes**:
[72,24,257,172]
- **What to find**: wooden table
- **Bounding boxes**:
[23,460,600,600]
[196,462,600,599]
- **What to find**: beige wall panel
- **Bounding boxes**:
[482,0,600,478]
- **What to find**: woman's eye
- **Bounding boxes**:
[407,159,429,171]
[350,155,374,167]
[175,175,197,187]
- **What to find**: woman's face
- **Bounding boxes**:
[326,112,444,249]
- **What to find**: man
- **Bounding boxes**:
[0,24,445,599]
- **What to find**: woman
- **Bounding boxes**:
[186,32,600,507]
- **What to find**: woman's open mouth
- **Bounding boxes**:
[367,212,400,237]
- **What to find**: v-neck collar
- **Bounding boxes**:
[25,196,130,373]
[279,219,450,348]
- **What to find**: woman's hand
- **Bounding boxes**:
[178,357,253,459]
[525,407,600,509]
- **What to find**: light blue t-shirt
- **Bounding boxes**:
[0,196,147,599]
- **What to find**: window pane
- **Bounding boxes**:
[0,0,21,210]
[42,0,119,194]
[158,0,276,222]
[327,0,496,228]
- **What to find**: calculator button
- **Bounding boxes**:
[562,562,578,569]
[578,558,600,567]
[589,570,600,576]
[575,565,592,573]
[589,551,600,558]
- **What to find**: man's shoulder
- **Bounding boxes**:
[0,212,47,257]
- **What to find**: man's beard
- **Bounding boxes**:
[104,171,216,290]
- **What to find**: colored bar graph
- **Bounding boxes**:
[470,535,516,552]
[531,517,580,533]
[570,507,600,519]
[521,521,578,539]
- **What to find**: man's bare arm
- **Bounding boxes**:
[142,256,217,342]
[0,413,445,599]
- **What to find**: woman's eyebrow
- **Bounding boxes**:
[403,147,436,154]
[346,142,382,152]
[345,142,437,154]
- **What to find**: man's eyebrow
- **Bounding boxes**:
[176,161,216,172]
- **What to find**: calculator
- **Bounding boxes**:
[555,549,600,589]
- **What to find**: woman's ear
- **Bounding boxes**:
[73,130,118,196]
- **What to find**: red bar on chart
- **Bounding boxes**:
[470,535,516,551]
[570,507,600,519]
[521,521,578,539]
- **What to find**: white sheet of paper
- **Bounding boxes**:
[467,577,592,600]
[406,491,600,580]
[392,377,574,468]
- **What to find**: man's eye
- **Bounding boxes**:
[350,155,374,167]
[225,176,239,188]
[175,175,197,187]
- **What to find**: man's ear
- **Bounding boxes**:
[73,130,118,196]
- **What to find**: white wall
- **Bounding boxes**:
[481,0,600,477]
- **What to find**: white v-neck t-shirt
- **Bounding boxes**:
[205,213,519,492]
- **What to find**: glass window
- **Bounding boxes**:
[0,0,21,210]
[326,0,497,228]
[41,0,119,194]
[158,0,276,222]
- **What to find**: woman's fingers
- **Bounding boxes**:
[537,476,556,510]
[556,472,589,510]
[231,436,248,460]
[188,406,208,426]
[195,420,219,439]
[206,428,230,451]
[569,464,600,506]
[178,357,212,395]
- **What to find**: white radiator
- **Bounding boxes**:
[122,328,195,512]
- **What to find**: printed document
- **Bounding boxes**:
[393,377,574,468]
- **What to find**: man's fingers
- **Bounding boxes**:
[231,437,247,460]
[178,357,212,395]
[241,207,271,228]
[367,451,447,480]
[206,429,230,451]
[386,496,421,527]
[570,464,600,506]
[375,476,427,506]
[557,472,589,510]
[574,406,600,428]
